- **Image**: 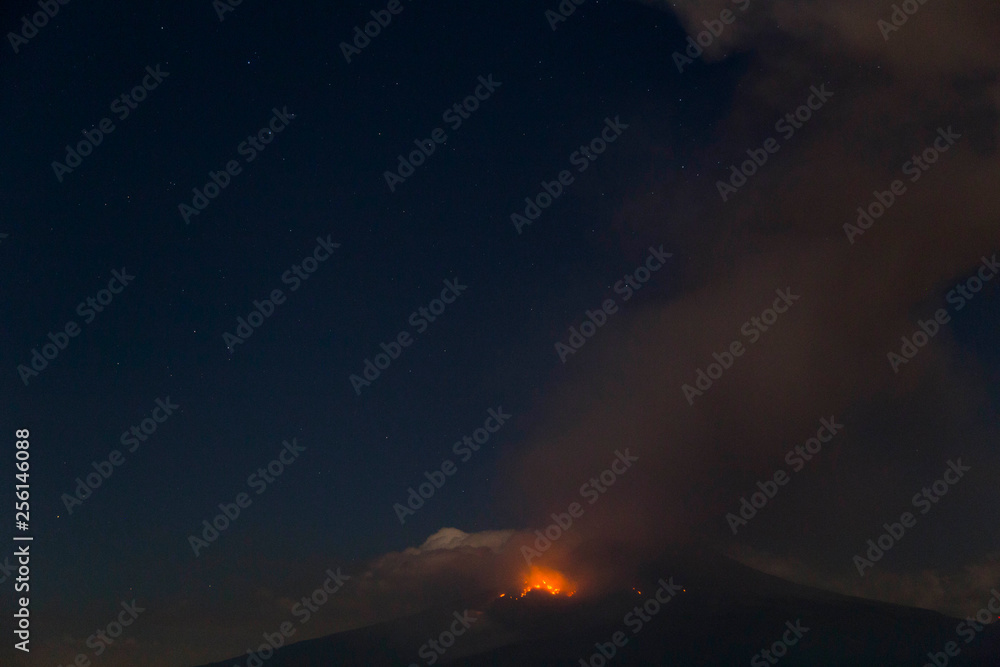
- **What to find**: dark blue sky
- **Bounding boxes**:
[2,0,999,665]
[2,0,733,563]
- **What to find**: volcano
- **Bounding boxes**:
[193,545,1000,666]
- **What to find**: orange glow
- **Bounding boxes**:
[517,565,576,597]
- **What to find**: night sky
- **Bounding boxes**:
[2,0,999,665]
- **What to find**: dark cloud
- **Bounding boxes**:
[493,0,1000,612]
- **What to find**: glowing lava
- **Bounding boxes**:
[518,565,576,597]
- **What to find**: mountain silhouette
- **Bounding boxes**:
[195,545,1000,666]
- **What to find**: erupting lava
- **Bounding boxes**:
[515,565,576,598]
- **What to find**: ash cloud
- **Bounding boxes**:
[494,0,1000,612]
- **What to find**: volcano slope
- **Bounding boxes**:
[194,546,1000,666]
